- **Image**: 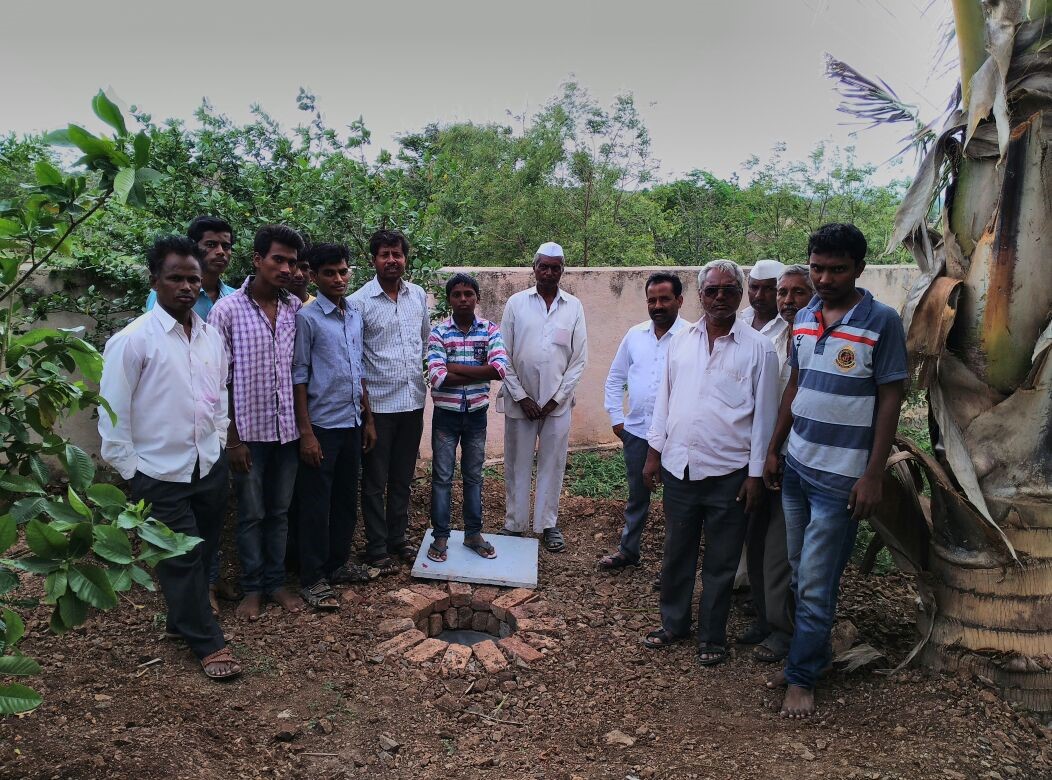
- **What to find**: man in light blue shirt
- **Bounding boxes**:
[600,272,685,570]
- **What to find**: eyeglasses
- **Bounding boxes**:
[701,285,742,299]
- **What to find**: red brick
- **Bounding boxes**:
[428,613,444,637]
[486,615,501,636]
[470,586,500,612]
[448,581,473,607]
[389,589,434,622]
[375,629,426,656]
[416,617,429,634]
[443,607,459,630]
[404,638,449,663]
[470,611,489,632]
[377,618,416,636]
[440,643,473,676]
[519,631,558,650]
[513,618,565,636]
[472,639,508,673]
[490,588,535,620]
[409,583,450,612]
[457,606,473,625]
[499,636,544,664]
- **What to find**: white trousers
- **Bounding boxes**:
[503,412,572,533]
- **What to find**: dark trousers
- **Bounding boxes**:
[298,425,362,588]
[745,496,795,650]
[234,441,299,594]
[129,455,228,660]
[361,408,424,560]
[659,466,749,647]
[618,431,652,561]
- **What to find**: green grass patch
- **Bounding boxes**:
[565,449,628,500]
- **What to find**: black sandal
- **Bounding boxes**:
[301,580,340,611]
[391,541,417,564]
[463,534,496,559]
[598,551,639,571]
[642,628,683,649]
[366,556,400,577]
[753,638,787,663]
[697,643,728,666]
[427,539,448,563]
[542,527,566,553]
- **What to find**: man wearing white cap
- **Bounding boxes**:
[735,258,788,648]
[498,242,588,552]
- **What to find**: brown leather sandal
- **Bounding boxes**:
[201,647,241,680]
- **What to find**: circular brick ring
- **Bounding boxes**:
[373,583,564,675]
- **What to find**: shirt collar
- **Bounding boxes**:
[444,314,483,331]
[647,315,686,338]
[151,304,202,337]
[240,274,292,303]
[367,275,407,298]
[804,288,873,325]
[689,314,744,343]
[315,294,349,315]
[528,285,568,302]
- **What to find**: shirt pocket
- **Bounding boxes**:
[707,369,747,409]
[551,327,572,348]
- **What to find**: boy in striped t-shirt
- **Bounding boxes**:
[763,223,908,719]
[425,274,509,562]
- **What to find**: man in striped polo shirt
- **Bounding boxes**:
[425,273,509,562]
[764,223,907,719]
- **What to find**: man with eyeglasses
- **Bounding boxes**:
[641,259,779,668]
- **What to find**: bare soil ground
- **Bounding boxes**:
[2,474,1050,780]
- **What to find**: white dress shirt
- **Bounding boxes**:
[98,307,228,483]
[603,316,687,440]
[349,276,430,414]
[739,306,792,391]
[647,315,780,480]
[498,286,588,419]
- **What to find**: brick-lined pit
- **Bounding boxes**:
[374,582,563,674]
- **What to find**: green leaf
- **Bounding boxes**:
[0,218,20,237]
[34,160,63,187]
[27,455,50,488]
[91,90,128,136]
[43,500,89,526]
[0,570,17,596]
[92,525,133,564]
[135,167,164,184]
[135,520,181,551]
[0,473,46,495]
[106,566,133,592]
[43,128,73,146]
[116,510,142,530]
[133,131,151,167]
[0,655,40,676]
[0,515,15,554]
[62,445,94,491]
[66,124,112,157]
[67,522,93,557]
[128,565,155,591]
[0,683,42,715]
[1,556,60,575]
[68,347,103,384]
[24,518,68,559]
[87,483,126,507]
[66,488,92,519]
[2,608,24,646]
[44,570,67,604]
[112,167,135,205]
[56,592,87,630]
[11,496,47,524]
[68,564,118,609]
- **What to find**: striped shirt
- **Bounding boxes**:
[208,277,301,444]
[427,316,508,412]
[786,288,908,497]
[348,276,430,414]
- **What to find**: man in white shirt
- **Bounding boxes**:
[499,242,588,552]
[98,236,239,680]
[641,259,779,666]
[348,229,431,574]
[599,272,686,570]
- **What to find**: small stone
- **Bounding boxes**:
[317,718,334,735]
[444,607,459,630]
[448,582,473,607]
[274,728,298,742]
[470,586,500,612]
[830,620,859,657]
[428,613,444,637]
[791,741,815,761]
[405,638,449,663]
[435,693,463,712]
[472,640,508,673]
[379,734,401,753]
[513,617,565,636]
[491,588,535,620]
[276,709,293,719]
[410,583,451,612]
[499,636,544,664]
[604,729,636,747]
[375,629,426,657]
[499,622,513,638]
[341,589,364,605]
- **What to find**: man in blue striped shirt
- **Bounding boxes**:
[763,223,907,719]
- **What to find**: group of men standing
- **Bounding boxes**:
[96,220,588,680]
[96,214,905,720]
[600,223,907,718]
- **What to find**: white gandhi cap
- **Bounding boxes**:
[536,241,564,258]
[749,259,786,280]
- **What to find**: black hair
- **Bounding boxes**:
[254,224,305,258]
[369,228,409,259]
[807,223,867,265]
[147,235,200,277]
[645,271,682,297]
[307,242,351,272]
[187,215,234,245]
[445,273,480,298]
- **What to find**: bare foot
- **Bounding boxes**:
[780,684,815,719]
[766,668,786,689]
[235,592,263,621]
[213,578,241,601]
[208,585,220,617]
[270,587,305,613]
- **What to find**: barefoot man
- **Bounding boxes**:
[763,224,907,718]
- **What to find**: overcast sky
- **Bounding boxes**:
[3,0,956,184]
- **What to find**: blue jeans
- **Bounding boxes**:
[234,441,299,595]
[618,431,652,561]
[430,407,487,540]
[782,465,859,689]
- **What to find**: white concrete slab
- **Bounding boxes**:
[411,529,538,589]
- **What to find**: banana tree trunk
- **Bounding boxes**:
[888,2,1052,711]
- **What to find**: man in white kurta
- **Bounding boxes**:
[499,242,587,552]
